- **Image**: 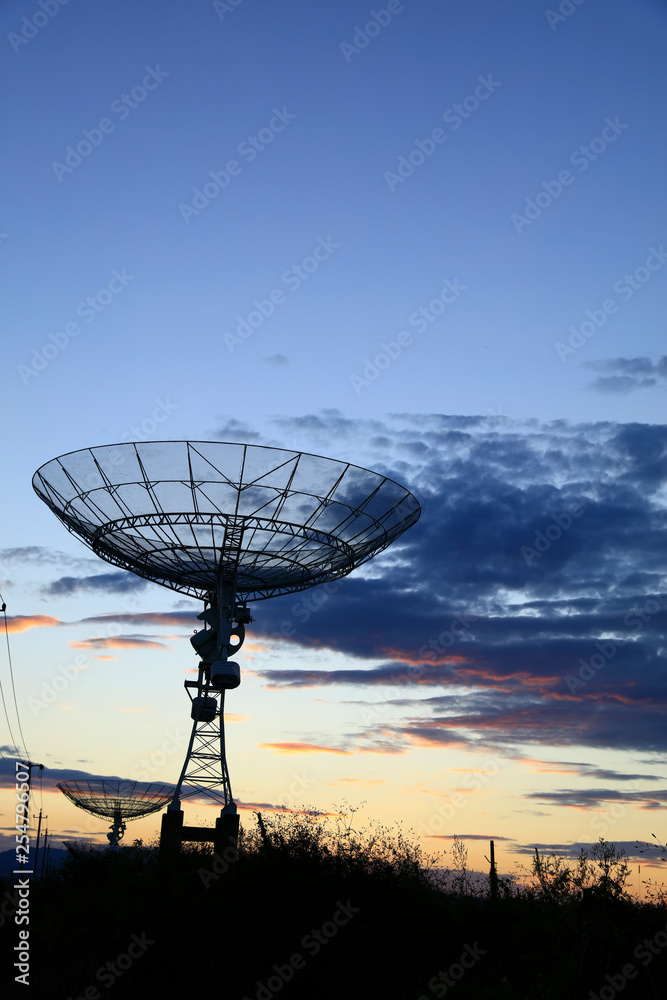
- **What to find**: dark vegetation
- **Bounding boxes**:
[2,807,667,1000]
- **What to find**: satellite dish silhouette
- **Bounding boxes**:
[35,441,421,854]
[57,779,173,848]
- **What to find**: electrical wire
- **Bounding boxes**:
[0,593,30,760]
[0,620,20,760]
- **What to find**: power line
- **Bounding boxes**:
[0,601,20,759]
[0,593,30,760]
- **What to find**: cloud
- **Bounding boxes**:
[0,547,98,570]
[425,833,514,841]
[511,840,663,863]
[211,418,264,443]
[5,615,61,633]
[0,761,128,791]
[261,354,289,366]
[77,611,198,628]
[0,760,322,817]
[42,572,150,597]
[224,412,667,759]
[233,802,333,816]
[15,413,667,764]
[519,759,662,781]
[257,742,353,755]
[585,356,667,394]
[327,777,385,786]
[4,610,198,634]
[69,636,171,650]
[524,787,667,810]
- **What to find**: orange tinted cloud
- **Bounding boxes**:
[235,802,337,817]
[521,759,580,775]
[406,731,471,749]
[328,777,385,786]
[258,742,352,755]
[225,713,250,723]
[95,655,116,661]
[454,666,561,692]
[377,646,468,668]
[79,612,194,627]
[403,783,475,798]
[6,615,61,632]
[69,637,169,650]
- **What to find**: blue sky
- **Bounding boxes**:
[1,0,667,881]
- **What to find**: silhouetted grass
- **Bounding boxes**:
[2,810,667,1000]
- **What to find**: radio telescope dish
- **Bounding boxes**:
[32,441,420,601]
[37,441,421,856]
[57,779,173,847]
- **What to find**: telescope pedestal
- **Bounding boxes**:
[159,803,239,859]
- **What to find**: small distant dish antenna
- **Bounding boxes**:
[57,779,173,848]
[35,442,420,854]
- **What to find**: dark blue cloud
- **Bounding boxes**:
[42,572,150,596]
[30,414,667,759]
[585,356,667,394]
[231,414,667,757]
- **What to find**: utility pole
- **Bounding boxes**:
[488,839,499,899]
[40,830,49,877]
[32,810,43,876]
[19,759,44,866]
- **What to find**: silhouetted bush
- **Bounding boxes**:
[2,812,667,1000]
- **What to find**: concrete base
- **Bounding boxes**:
[159,806,240,859]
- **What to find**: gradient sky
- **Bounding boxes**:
[1,0,667,886]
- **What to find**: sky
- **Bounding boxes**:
[1,0,667,888]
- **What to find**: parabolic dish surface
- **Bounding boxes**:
[33,441,421,600]
[57,780,174,820]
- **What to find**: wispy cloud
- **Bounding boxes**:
[0,546,98,570]
[511,840,653,860]
[5,614,61,633]
[69,635,171,650]
[519,758,662,781]
[4,610,198,633]
[258,742,353,755]
[327,777,385,786]
[426,833,514,841]
[78,611,197,628]
[42,572,150,596]
[525,787,667,810]
[261,353,289,366]
[585,355,667,394]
